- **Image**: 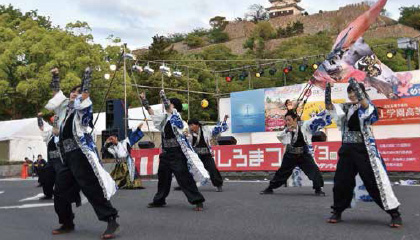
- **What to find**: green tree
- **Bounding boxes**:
[0,5,131,120]
[399,5,420,31]
[141,35,177,61]
[209,16,228,31]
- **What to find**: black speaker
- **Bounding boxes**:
[106,99,127,140]
[217,136,237,145]
[312,131,327,142]
[138,141,155,149]
[101,129,119,159]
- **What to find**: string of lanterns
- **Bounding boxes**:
[110,41,401,83]
[223,59,320,82]
[101,40,405,109]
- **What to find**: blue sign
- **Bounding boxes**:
[231,89,265,133]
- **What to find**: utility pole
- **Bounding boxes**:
[123,43,128,138]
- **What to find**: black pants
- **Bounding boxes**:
[153,148,205,205]
[332,143,399,214]
[199,154,223,187]
[41,161,56,198]
[54,149,118,225]
[268,151,324,190]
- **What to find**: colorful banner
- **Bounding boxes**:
[393,71,420,98]
[264,87,299,132]
[230,70,420,133]
[212,138,420,172]
[231,89,266,133]
[300,100,346,128]
[374,96,420,125]
[132,138,420,175]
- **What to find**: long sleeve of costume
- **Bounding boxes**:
[169,110,184,130]
[128,127,144,146]
[300,110,332,148]
[74,96,93,129]
[330,103,346,129]
[358,101,379,125]
[44,90,68,128]
[151,112,167,132]
[211,121,228,137]
[41,128,53,143]
[276,129,291,145]
[302,110,333,135]
[45,90,67,111]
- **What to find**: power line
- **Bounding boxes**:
[130,84,217,95]
[132,38,420,74]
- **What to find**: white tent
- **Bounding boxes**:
[0,104,164,162]
[0,118,48,162]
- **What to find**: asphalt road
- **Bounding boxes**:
[0,179,419,240]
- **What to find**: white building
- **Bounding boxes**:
[266,0,305,18]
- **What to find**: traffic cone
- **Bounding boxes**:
[21,163,28,179]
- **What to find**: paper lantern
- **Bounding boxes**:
[201,99,209,108]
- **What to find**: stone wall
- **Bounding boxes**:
[223,21,256,40]
[364,24,420,39]
[0,165,21,178]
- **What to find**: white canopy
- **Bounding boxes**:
[0,104,165,161]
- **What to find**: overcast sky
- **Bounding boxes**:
[0,0,418,48]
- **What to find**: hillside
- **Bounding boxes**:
[168,2,420,55]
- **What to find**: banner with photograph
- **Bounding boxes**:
[230,70,420,133]
[231,89,265,133]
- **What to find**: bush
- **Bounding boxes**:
[277,21,304,38]
[253,21,276,40]
[191,28,210,37]
[243,37,255,50]
[167,33,186,43]
[209,29,229,43]
[185,34,205,48]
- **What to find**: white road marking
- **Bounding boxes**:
[0,191,4,194]
[0,178,38,182]
[0,203,54,209]
[0,196,87,210]
[19,193,44,202]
